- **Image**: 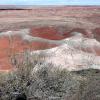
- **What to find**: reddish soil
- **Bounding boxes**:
[30,26,67,39]
[0,6,100,71]
[0,28,65,71]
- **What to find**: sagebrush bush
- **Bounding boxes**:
[0,63,81,100]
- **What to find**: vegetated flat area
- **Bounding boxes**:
[0,6,100,71]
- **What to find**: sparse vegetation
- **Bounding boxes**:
[0,50,100,100]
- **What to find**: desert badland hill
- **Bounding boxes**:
[0,6,100,71]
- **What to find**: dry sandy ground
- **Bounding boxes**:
[0,6,100,71]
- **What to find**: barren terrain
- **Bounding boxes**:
[0,6,100,71]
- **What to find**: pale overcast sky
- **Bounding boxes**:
[0,0,100,5]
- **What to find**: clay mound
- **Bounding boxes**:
[0,29,63,71]
[30,35,100,72]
